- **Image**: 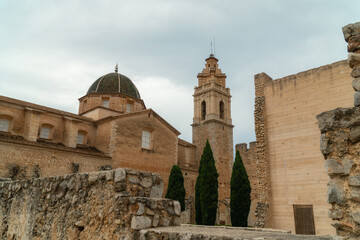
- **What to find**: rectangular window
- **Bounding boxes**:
[102,98,110,108]
[141,130,151,149]
[126,103,132,113]
[39,126,51,139]
[76,133,85,145]
[0,119,10,132]
[293,205,315,235]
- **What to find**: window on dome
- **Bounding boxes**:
[39,125,52,139]
[0,118,10,132]
[102,97,110,108]
[141,130,152,149]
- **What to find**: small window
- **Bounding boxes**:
[201,101,206,120]
[76,132,85,145]
[102,98,110,108]
[126,103,132,113]
[142,130,152,149]
[0,118,10,132]
[219,101,224,119]
[39,126,51,139]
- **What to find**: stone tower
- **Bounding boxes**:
[192,54,234,225]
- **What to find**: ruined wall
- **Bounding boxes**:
[317,108,360,238]
[315,21,360,239]
[253,60,352,234]
[0,168,181,239]
[236,142,258,227]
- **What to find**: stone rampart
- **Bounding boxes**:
[0,168,181,239]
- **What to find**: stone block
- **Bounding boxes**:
[349,53,360,68]
[328,180,345,205]
[320,134,331,155]
[105,170,113,181]
[325,159,344,175]
[160,216,170,227]
[140,177,153,188]
[350,187,360,202]
[328,209,343,219]
[349,35,360,53]
[343,22,360,42]
[172,216,181,226]
[114,168,126,182]
[355,92,360,107]
[350,211,360,224]
[342,158,354,175]
[131,216,151,230]
[349,175,360,186]
[173,201,181,216]
[88,172,98,184]
[353,78,360,91]
[152,214,159,227]
[136,203,145,215]
[351,66,360,78]
[150,182,164,198]
[129,176,139,184]
[350,127,360,142]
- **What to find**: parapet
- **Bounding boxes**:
[0,168,181,239]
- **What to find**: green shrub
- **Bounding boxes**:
[165,165,186,211]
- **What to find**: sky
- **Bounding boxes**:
[0,0,359,146]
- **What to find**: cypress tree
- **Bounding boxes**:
[230,150,251,227]
[195,140,219,225]
[165,165,186,211]
[195,174,202,224]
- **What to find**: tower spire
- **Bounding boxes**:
[115,63,118,73]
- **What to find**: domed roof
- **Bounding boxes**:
[87,70,141,99]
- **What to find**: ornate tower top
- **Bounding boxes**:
[197,54,227,87]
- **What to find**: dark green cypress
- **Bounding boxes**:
[195,140,219,225]
[165,165,186,211]
[230,150,251,227]
[195,174,202,224]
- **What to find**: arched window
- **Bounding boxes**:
[201,101,206,120]
[219,101,224,119]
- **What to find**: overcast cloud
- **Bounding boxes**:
[0,0,359,146]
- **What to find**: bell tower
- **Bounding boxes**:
[192,54,234,224]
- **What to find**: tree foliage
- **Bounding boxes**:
[195,140,219,225]
[230,150,251,227]
[165,165,186,211]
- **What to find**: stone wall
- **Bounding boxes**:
[250,59,353,234]
[0,168,181,239]
[316,21,360,239]
[252,73,273,228]
[317,108,360,238]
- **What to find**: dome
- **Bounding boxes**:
[87,72,141,99]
